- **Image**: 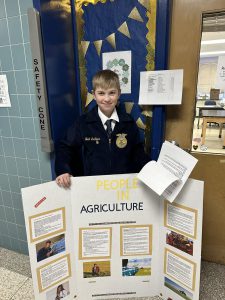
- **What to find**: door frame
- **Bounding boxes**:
[167,0,225,264]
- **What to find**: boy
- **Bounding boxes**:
[55,70,149,188]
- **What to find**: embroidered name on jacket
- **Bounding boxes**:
[85,137,101,144]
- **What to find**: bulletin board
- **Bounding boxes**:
[74,0,157,151]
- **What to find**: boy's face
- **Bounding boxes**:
[93,87,120,118]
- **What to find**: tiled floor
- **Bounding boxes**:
[0,267,34,300]
[0,247,225,300]
[0,247,33,300]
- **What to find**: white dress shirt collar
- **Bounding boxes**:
[98,107,119,130]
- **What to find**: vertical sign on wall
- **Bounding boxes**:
[215,55,225,92]
[28,8,54,152]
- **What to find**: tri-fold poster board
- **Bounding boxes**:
[22,174,203,300]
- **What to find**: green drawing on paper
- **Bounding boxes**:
[106,58,130,87]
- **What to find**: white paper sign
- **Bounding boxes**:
[139,69,183,105]
[22,175,203,300]
[215,55,225,91]
[102,50,131,94]
[138,141,198,202]
[0,74,11,107]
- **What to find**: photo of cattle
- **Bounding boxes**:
[166,230,193,256]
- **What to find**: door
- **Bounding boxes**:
[166,0,225,264]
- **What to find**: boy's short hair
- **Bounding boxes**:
[92,69,120,91]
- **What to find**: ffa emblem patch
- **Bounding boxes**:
[116,133,127,148]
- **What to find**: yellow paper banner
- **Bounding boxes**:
[128,7,144,22]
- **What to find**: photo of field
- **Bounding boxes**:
[164,277,193,300]
[122,257,151,276]
[83,261,111,278]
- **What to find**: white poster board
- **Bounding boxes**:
[22,174,203,300]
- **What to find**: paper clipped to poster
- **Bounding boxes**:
[139,69,183,105]
[138,141,198,202]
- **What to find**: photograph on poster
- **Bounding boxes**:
[166,230,194,256]
[164,249,196,291]
[36,234,65,262]
[79,227,112,259]
[120,225,152,256]
[164,277,193,300]
[122,258,151,277]
[164,201,198,239]
[29,207,66,242]
[37,254,71,292]
[83,261,111,278]
[46,281,70,300]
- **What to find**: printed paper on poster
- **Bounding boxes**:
[164,249,196,291]
[79,227,112,259]
[164,201,198,239]
[36,254,71,292]
[29,207,66,242]
[120,225,152,256]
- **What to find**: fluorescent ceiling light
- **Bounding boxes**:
[200,50,225,56]
[201,39,225,45]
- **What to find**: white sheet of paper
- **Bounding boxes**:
[102,50,131,94]
[215,55,225,90]
[139,69,183,105]
[0,74,11,107]
[137,161,180,196]
[138,141,198,202]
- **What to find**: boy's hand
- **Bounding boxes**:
[56,173,72,188]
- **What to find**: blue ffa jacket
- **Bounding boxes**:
[55,106,149,176]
